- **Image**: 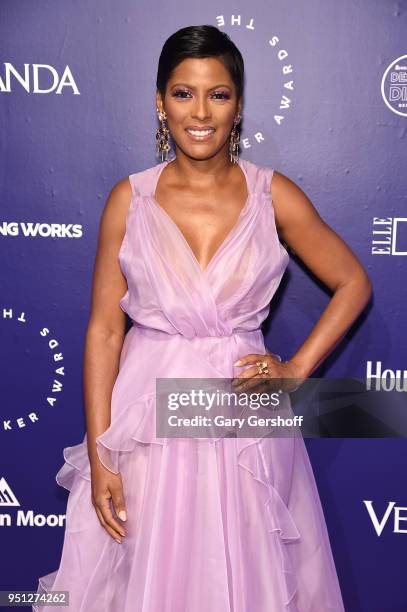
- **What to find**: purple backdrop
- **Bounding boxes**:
[1,1,406,610]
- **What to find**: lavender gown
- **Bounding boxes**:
[34,157,345,611]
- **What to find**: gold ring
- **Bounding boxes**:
[256,361,269,375]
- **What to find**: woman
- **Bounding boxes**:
[35,25,371,611]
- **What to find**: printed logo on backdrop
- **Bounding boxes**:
[0,477,65,527]
[366,361,407,392]
[215,13,295,150]
[0,63,80,94]
[0,477,19,507]
[381,55,407,117]
[371,217,407,255]
[1,308,66,434]
[0,221,83,239]
[364,500,407,536]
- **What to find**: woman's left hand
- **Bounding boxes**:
[231,351,305,394]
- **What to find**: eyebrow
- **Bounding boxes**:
[170,82,232,90]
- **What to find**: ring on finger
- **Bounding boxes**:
[256,360,269,375]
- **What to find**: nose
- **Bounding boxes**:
[191,94,211,121]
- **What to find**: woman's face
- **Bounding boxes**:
[156,56,242,161]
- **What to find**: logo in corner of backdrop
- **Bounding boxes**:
[364,499,407,536]
[214,13,295,150]
[366,360,407,392]
[0,477,65,527]
[381,54,407,117]
[371,217,407,255]
[1,220,83,239]
[0,63,80,95]
[0,476,20,507]
[1,307,67,436]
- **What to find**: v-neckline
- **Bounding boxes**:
[149,157,252,276]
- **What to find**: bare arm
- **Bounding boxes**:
[83,177,132,467]
[271,171,373,378]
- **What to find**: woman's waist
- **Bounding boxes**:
[131,322,264,342]
[118,323,267,379]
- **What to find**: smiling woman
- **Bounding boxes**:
[156,27,243,166]
[34,23,371,612]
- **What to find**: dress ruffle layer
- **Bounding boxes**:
[51,391,301,608]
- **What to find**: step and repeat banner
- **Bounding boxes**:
[1,1,406,610]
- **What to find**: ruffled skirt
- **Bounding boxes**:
[33,326,345,611]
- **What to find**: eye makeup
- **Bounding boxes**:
[172,88,231,100]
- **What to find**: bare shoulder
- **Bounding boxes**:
[104,176,133,215]
[269,169,372,291]
[270,170,323,234]
[87,176,133,335]
[111,176,133,197]
[99,176,133,238]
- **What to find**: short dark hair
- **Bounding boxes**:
[156,25,245,101]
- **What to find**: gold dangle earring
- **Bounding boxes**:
[156,108,171,161]
[229,114,241,164]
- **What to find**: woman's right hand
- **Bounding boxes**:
[90,460,127,544]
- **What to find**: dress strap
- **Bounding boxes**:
[241,159,274,196]
[129,163,168,198]
[128,173,139,198]
[257,164,274,196]
[239,159,274,198]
